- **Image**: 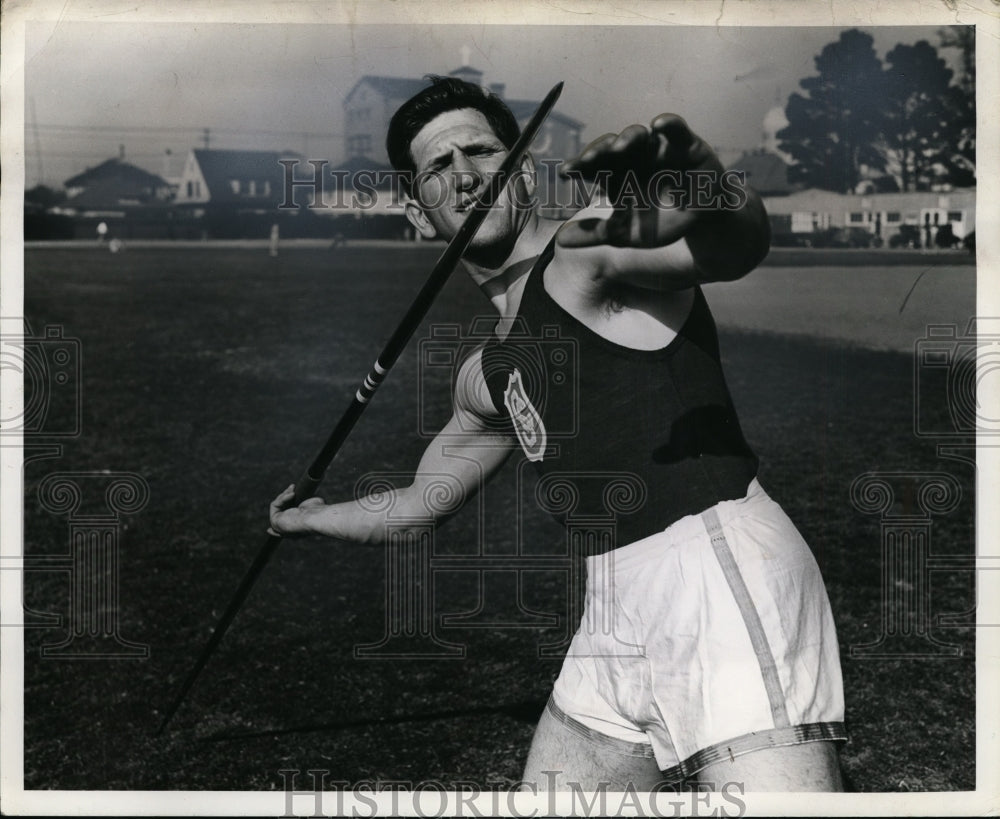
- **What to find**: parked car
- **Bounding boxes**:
[810,226,878,249]
[770,232,816,248]
[889,224,922,249]
[934,223,963,249]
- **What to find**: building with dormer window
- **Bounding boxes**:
[342,62,584,217]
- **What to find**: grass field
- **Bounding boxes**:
[19,244,976,793]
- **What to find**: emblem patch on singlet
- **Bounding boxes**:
[503,368,547,462]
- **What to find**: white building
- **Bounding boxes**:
[763,188,976,246]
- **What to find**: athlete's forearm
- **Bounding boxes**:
[273,484,438,545]
[560,185,771,289]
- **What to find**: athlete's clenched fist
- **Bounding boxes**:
[556,114,741,250]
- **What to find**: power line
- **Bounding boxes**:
[26,151,200,159]
[34,123,346,139]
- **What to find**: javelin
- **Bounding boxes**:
[155,81,564,736]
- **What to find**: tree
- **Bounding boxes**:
[882,40,956,191]
[936,25,976,186]
[777,29,887,193]
[938,25,975,95]
[24,184,66,211]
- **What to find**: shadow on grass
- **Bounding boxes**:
[197,699,547,743]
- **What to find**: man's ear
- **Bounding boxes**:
[404,196,438,240]
[519,152,538,200]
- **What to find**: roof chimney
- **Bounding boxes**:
[489,82,506,99]
[449,64,483,85]
[450,45,483,86]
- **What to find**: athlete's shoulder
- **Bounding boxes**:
[453,344,504,422]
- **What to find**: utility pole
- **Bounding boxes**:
[30,96,43,186]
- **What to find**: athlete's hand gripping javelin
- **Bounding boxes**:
[555,114,730,251]
[268,484,325,537]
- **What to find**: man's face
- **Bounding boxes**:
[405,108,534,259]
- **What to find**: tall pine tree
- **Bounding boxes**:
[777,29,887,193]
[882,40,956,191]
[936,25,976,187]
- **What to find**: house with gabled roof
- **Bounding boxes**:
[62,158,172,216]
[173,148,299,209]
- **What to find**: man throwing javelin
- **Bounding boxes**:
[270,76,846,792]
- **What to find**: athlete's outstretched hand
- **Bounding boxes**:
[556,114,728,250]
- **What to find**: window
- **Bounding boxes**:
[790,212,812,232]
[886,212,901,223]
[568,128,580,155]
[229,179,241,195]
[249,180,257,196]
[263,180,271,196]
[186,181,193,197]
[948,210,963,223]
[849,212,865,223]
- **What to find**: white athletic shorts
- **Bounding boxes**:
[548,478,847,782]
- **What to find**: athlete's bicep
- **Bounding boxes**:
[408,348,513,514]
[451,346,507,424]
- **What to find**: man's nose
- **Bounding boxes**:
[451,155,481,192]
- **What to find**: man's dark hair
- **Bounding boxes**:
[386,75,520,194]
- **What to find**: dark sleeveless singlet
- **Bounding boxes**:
[481,240,758,549]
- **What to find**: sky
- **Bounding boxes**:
[20,18,967,189]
